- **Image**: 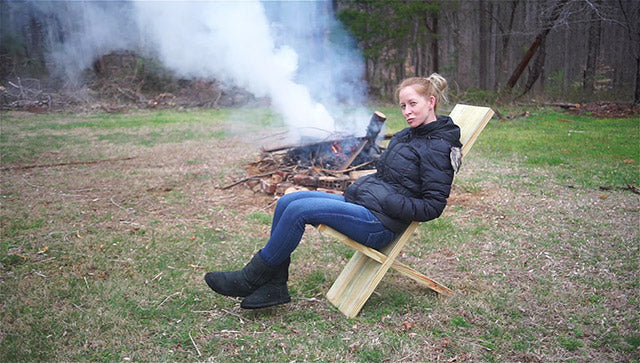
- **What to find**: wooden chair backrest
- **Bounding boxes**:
[448,104,495,155]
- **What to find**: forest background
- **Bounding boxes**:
[1,0,639,110]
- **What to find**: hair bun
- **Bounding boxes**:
[426,73,449,106]
[427,73,448,94]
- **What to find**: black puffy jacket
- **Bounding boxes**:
[344,115,462,233]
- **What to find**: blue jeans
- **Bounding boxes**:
[259,191,397,266]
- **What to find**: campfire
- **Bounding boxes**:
[223,111,387,195]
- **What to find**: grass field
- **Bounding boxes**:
[1,105,638,362]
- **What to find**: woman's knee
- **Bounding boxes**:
[278,192,297,205]
[278,191,315,205]
[284,199,314,217]
[276,192,304,212]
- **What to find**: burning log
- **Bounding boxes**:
[334,110,387,171]
[225,111,387,195]
[283,111,386,171]
[365,111,387,145]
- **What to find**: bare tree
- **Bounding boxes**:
[490,0,519,90]
[456,1,475,89]
[583,0,603,99]
[616,0,640,103]
[479,0,490,90]
[506,0,569,90]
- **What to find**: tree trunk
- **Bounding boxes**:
[479,0,488,89]
[488,1,497,91]
[395,34,408,88]
[412,21,421,76]
[635,56,640,103]
[497,0,518,90]
[457,1,474,88]
[520,37,547,96]
[431,12,439,73]
[616,0,640,103]
[506,0,569,89]
[563,25,570,93]
[583,0,602,99]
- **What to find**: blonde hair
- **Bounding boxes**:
[395,73,449,113]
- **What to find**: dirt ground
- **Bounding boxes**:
[565,101,640,118]
[1,109,638,361]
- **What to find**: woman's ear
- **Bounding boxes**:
[428,95,436,109]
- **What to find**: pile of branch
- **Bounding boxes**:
[222,111,387,195]
[0,77,53,111]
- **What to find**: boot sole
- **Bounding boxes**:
[241,295,291,309]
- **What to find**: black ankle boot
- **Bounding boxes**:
[204,252,277,297]
[241,257,291,309]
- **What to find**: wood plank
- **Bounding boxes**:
[448,104,494,155]
[318,224,452,296]
[326,251,376,317]
[323,223,418,317]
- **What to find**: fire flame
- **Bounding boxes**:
[331,141,342,154]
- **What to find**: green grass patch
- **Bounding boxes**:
[477,109,638,188]
[558,335,585,351]
[0,109,233,164]
[20,109,231,131]
[377,106,638,189]
[247,211,272,225]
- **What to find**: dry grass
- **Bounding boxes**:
[1,109,638,362]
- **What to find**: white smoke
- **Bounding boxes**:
[26,1,140,83]
[134,0,339,138]
[15,0,370,139]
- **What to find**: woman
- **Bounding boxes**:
[205,73,462,309]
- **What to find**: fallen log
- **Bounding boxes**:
[220,170,279,190]
[2,157,136,171]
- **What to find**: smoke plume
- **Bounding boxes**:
[6,0,370,140]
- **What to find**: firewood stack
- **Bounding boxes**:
[224,111,387,195]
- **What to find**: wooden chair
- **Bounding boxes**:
[317,104,495,318]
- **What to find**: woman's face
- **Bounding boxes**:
[398,86,436,128]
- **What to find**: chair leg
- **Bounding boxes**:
[390,260,452,295]
[326,249,395,318]
[321,222,445,317]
